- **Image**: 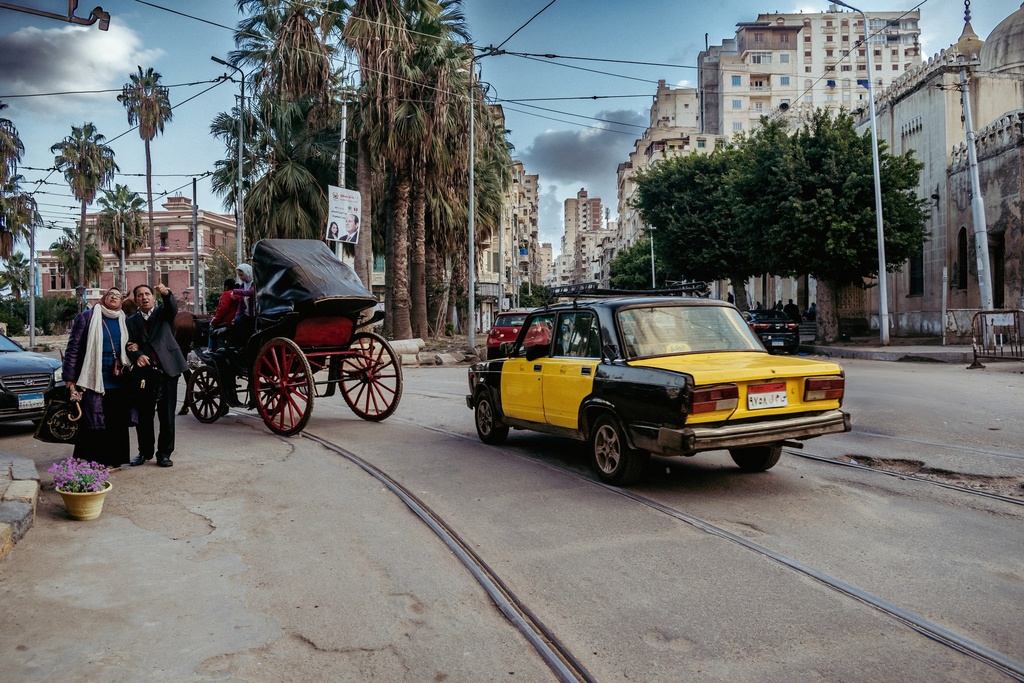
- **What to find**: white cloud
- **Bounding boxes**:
[0,22,163,118]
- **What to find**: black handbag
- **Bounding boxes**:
[129,365,161,400]
[34,391,83,445]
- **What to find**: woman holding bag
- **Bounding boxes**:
[62,287,133,468]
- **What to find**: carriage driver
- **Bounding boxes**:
[126,282,188,467]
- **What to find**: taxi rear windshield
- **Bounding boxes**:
[618,305,762,358]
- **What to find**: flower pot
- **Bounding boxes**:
[56,482,112,520]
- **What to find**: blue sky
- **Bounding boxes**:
[0,0,1012,257]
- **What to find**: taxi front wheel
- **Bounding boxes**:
[590,415,648,486]
[729,445,783,472]
[475,393,509,444]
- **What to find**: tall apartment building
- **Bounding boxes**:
[698,7,923,136]
[562,188,602,284]
[616,81,729,254]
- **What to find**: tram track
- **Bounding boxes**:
[348,416,1024,681]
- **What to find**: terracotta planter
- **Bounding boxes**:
[56,482,112,520]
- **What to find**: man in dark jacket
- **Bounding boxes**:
[126,282,188,467]
[783,299,802,324]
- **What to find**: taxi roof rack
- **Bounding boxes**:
[543,281,709,305]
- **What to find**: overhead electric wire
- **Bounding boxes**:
[0,78,224,100]
[500,50,695,70]
[496,100,647,130]
[494,0,559,51]
[499,105,637,137]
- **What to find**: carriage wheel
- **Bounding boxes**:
[188,366,228,424]
[253,337,314,436]
[339,331,403,421]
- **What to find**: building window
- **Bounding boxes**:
[841,64,852,71]
[893,64,899,70]
[957,227,968,289]
[697,138,706,148]
[160,266,169,288]
[826,49,834,57]
[804,79,813,89]
[826,35,834,42]
[750,52,772,64]
[780,53,790,63]
[732,99,742,109]
[780,76,790,85]
[909,246,924,296]
[826,94,835,102]
[754,32,763,43]
[732,75,742,86]
[804,50,812,58]
[781,34,790,43]
[733,121,743,132]
[876,64,882,71]
[805,66,812,73]
[842,34,849,42]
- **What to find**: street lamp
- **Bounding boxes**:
[466,57,477,350]
[831,0,889,345]
[211,56,245,267]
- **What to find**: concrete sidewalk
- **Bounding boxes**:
[801,341,975,364]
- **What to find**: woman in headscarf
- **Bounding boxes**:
[229,263,255,348]
[62,287,134,468]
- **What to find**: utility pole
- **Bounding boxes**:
[958,55,993,311]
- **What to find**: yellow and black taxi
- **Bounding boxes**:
[466,284,850,486]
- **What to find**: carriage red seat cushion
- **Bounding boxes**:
[294,316,354,348]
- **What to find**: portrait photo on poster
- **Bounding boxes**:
[326,221,340,241]
[339,212,360,243]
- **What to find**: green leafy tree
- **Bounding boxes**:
[609,237,669,290]
[95,183,147,288]
[50,123,118,298]
[118,66,172,282]
[633,149,753,310]
[733,109,928,342]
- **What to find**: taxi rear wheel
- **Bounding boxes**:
[590,414,648,486]
[475,392,509,444]
[729,445,783,472]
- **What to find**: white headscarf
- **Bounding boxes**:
[236,263,254,316]
[76,303,130,395]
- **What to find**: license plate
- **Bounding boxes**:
[748,382,787,410]
[771,339,784,346]
[19,392,44,410]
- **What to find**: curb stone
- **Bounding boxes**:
[0,451,41,561]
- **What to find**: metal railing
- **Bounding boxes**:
[970,309,1024,366]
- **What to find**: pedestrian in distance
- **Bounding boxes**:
[62,287,134,469]
[806,302,817,321]
[126,282,188,468]
[783,298,801,324]
[229,263,255,348]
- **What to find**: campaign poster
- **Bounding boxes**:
[327,186,362,244]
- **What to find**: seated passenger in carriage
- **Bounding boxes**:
[208,277,238,350]
[228,264,255,349]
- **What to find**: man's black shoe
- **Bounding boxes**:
[130,455,152,467]
[157,457,173,468]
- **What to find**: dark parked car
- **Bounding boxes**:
[486,309,530,359]
[0,333,64,424]
[743,309,801,354]
[467,287,850,486]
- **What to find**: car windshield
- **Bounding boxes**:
[617,305,763,358]
[0,335,24,352]
[495,314,527,327]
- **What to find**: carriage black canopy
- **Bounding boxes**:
[251,239,377,328]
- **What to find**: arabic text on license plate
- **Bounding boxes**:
[19,392,44,410]
[748,382,787,410]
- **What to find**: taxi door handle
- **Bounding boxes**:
[533,364,542,372]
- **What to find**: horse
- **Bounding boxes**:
[121,297,210,415]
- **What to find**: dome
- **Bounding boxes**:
[980,3,1024,73]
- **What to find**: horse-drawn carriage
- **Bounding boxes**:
[185,239,402,436]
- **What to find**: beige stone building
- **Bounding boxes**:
[849,6,1024,336]
[562,188,603,284]
[699,7,923,137]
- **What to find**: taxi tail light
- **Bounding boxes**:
[804,377,844,401]
[689,384,739,413]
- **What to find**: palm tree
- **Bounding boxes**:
[0,252,30,300]
[50,123,118,297]
[118,66,172,282]
[49,225,104,289]
[96,183,147,289]
[1,100,28,258]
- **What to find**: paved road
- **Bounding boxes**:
[0,361,1021,682]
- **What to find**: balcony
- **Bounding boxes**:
[476,281,502,301]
